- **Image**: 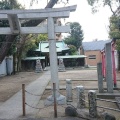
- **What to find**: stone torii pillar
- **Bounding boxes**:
[45,7,77,105]
[45,17,64,105]
[105,42,113,93]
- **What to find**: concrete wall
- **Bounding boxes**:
[0,56,13,76]
[0,59,7,76]
[84,50,102,66]
[6,56,13,75]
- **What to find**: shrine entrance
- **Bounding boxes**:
[0,5,77,104]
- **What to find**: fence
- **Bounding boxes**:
[66,80,120,118]
[22,84,54,116]
[88,90,120,118]
[22,83,65,118]
[22,81,120,119]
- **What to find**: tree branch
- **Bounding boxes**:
[108,2,116,15]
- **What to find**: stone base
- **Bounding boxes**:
[58,69,66,72]
[35,66,43,73]
[44,94,66,106]
[58,64,66,72]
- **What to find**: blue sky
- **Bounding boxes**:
[19,0,112,41]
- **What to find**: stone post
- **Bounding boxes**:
[76,86,85,108]
[105,43,113,93]
[66,79,72,102]
[88,90,97,118]
[45,17,66,105]
[97,63,104,93]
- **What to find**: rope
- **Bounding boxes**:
[81,98,88,103]
[25,90,52,96]
[72,92,77,97]
[42,90,52,95]
[57,90,65,95]
[25,90,42,96]
[25,102,53,110]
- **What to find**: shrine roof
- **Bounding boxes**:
[22,56,45,60]
[35,40,69,52]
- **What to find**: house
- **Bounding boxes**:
[81,40,110,66]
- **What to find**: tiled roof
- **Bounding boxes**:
[35,40,69,52]
[82,40,111,51]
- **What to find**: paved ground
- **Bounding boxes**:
[36,68,120,120]
[0,71,50,120]
[0,72,43,102]
[0,67,120,120]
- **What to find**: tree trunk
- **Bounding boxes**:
[13,52,16,75]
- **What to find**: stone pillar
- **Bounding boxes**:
[105,43,113,93]
[97,63,104,93]
[76,86,85,108]
[66,79,72,102]
[45,17,66,105]
[88,90,97,118]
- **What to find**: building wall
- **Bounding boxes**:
[0,59,7,76]
[0,56,13,76]
[84,50,102,66]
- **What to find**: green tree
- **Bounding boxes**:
[64,22,84,50]
[109,15,120,70]
[0,0,23,55]
[109,16,120,39]
[22,34,48,58]
[68,45,77,55]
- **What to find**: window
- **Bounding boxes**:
[88,55,96,59]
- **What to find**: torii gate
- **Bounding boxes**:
[0,5,77,104]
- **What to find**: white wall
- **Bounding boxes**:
[0,56,13,76]
[0,59,7,76]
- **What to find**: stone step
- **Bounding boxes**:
[97,93,120,99]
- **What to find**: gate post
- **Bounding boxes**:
[105,43,113,93]
[66,79,72,102]
[97,63,104,93]
[76,86,85,108]
[88,90,97,118]
[22,84,26,116]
